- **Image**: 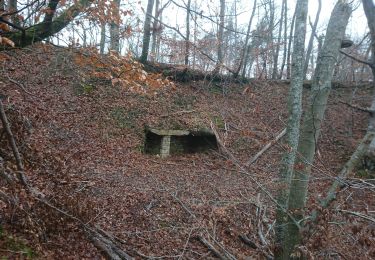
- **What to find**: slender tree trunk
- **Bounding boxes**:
[156,8,163,61]
[236,0,257,78]
[150,0,160,62]
[140,0,155,63]
[100,22,106,54]
[272,0,284,79]
[110,0,121,52]
[185,0,191,65]
[360,43,371,80]
[303,0,322,79]
[213,0,225,73]
[83,28,87,47]
[274,0,308,258]
[279,0,288,79]
[193,0,198,70]
[285,2,352,258]
[286,9,297,79]
[268,0,275,78]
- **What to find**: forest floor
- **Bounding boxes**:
[0,44,374,259]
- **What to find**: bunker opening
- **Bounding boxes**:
[144,128,218,157]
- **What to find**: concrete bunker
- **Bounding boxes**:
[144,127,218,158]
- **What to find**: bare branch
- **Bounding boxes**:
[339,50,374,68]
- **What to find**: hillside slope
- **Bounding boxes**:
[0,44,373,259]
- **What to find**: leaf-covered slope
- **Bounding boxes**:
[0,44,373,259]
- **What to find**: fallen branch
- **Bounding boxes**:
[168,191,236,259]
[337,209,375,223]
[160,110,196,118]
[320,131,374,209]
[87,228,133,260]
[245,128,286,166]
[2,63,36,97]
[239,234,257,249]
[197,236,236,260]
[0,99,28,186]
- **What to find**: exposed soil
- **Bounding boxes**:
[0,45,374,259]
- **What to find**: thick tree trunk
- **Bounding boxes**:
[274,0,308,258]
[213,0,225,73]
[7,0,92,47]
[285,2,351,258]
[140,0,155,63]
[110,0,121,52]
[303,0,322,79]
[361,0,375,160]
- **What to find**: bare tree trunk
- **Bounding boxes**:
[213,0,225,73]
[185,0,191,65]
[274,0,308,258]
[150,0,160,62]
[100,22,106,54]
[286,9,297,79]
[272,0,284,79]
[140,0,155,63]
[362,0,375,155]
[360,43,371,80]
[192,0,198,70]
[279,0,288,79]
[285,2,352,258]
[303,0,322,79]
[236,0,257,78]
[268,0,275,78]
[110,0,121,52]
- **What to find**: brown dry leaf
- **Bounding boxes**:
[2,37,15,47]
[0,22,10,32]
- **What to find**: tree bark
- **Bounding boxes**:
[361,0,375,163]
[303,0,322,79]
[274,0,308,258]
[213,0,225,73]
[150,0,160,62]
[100,22,106,54]
[285,1,351,258]
[286,9,296,79]
[279,0,288,79]
[110,0,121,52]
[184,0,191,65]
[140,0,155,63]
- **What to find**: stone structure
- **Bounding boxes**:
[144,127,217,158]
